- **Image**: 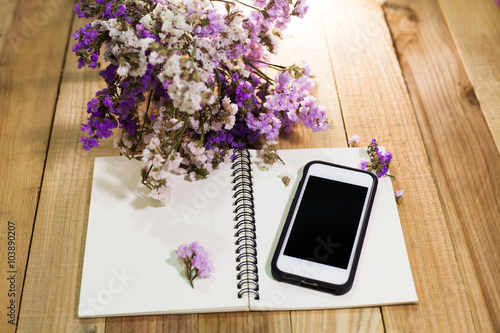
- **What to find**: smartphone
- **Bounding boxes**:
[271,161,378,295]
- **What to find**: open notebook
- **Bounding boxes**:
[79,148,417,317]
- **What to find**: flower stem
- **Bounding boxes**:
[243,56,286,70]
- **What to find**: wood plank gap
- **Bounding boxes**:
[320,18,350,147]
[378,307,386,333]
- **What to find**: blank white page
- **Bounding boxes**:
[79,156,248,317]
[249,148,418,310]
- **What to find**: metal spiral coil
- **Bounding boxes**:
[231,149,260,300]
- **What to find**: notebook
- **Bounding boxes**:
[78,148,417,317]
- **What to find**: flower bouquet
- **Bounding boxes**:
[73,0,329,205]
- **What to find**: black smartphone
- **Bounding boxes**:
[271,161,378,295]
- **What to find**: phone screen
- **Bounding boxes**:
[283,175,369,270]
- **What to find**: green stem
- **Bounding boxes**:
[162,112,190,157]
[242,56,287,70]
[211,0,260,11]
[243,59,274,83]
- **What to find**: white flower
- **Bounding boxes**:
[167,76,211,114]
[140,13,154,29]
[113,137,122,149]
[348,134,361,147]
[117,64,130,76]
[187,141,205,156]
[152,154,166,168]
[188,171,197,181]
[148,137,161,150]
[121,132,135,149]
[149,184,172,206]
[162,54,182,78]
[222,96,238,130]
[164,152,184,174]
[148,51,165,66]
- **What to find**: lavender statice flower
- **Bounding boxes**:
[72,23,100,69]
[177,242,214,288]
[395,190,404,204]
[263,64,329,135]
[361,139,395,178]
[348,134,360,147]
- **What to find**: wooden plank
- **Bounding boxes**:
[273,1,346,150]
[438,0,500,151]
[14,36,108,333]
[383,1,500,331]
[292,309,384,333]
[12,17,105,333]
[107,315,197,333]
[0,0,74,332]
[199,312,291,333]
[0,0,18,61]
[320,0,476,331]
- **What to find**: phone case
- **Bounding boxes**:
[271,160,378,295]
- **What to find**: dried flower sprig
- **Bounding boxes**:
[177,242,214,288]
[348,134,360,147]
[395,190,404,204]
[355,136,403,203]
[361,138,394,178]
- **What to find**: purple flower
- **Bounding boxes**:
[361,139,395,179]
[205,130,245,149]
[136,23,159,41]
[176,243,193,259]
[81,137,98,150]
[377,165,389,178]
[246,112,281,141]
[177,242,214,288]
[193,9,224,37]
[348,134,360,147]
[235,80,253,105]
[99,64,118,82]
[395,190,404,204]
[292,1,309,18]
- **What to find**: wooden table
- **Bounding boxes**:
[1,0,499,331]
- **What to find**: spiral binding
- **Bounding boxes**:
[231,149,260,300]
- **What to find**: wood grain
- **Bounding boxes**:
[0,0,74,332]
[320,0,476,331]
[12,13,110,331]
[0,0,18,61]
[438,0,500,152]
[383,0,500,331]
[272,2,346,150]
[199,312,291,333]
[107,314,197,333]
[292,309,384,333]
